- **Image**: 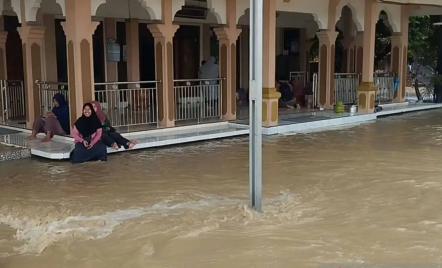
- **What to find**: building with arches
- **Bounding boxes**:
[0,0,442,130]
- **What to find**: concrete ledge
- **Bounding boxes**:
[262,114,377,135]
[378,102,409,108]
[27,125,249,160]
[2,102,442,161]
[377,103,442,117]
[0,146,31,162]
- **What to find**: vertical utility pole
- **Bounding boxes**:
[436,15,442,103]
[249,0,263,212]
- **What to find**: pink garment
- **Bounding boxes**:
[32,115,66,137]
[290,82,304,97]
[92,101,106,123]
[72,126,102,147]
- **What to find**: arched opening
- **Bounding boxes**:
[375,10,393,71]
[3,14,23,81]
[95,0,153,20]
[335,6,358,73]
[39,0,66,82]
[173,0,223,80]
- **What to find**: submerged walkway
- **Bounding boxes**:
[0,102,441,160]
[0,122,248,160]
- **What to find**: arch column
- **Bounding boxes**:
[213,28,241,121]
[317,31,338,109]
[262,0,280,127]
[126,18,140,83]
[18,26,45,127]
[213,0,241,121]
[147,0,178,128]
[352,31,364,75]
[0,30,7,123]
[147,24,178,128]
[299,29,313,75]
[342,37,353,73]
[62,0,99,126]
[391,6,410,103]
[357,0,378,114]
[0,30,7,80]
[104,18,118,82]
[390,34,405,102]
[240,26,249,91]
[43,14,57,82]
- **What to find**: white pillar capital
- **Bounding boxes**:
[316,31,338,46]
[213,27,242,44]
[18,25,46,45]
[390,33,403,48]
[60,21,99,39]
[147,23,179,41]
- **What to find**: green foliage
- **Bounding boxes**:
[408,16,438,69]
[431,74,442,87]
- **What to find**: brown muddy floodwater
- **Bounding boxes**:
[2,110,442,268]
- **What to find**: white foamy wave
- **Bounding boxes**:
[179,221,220,238]
[0,196,240,255]
[0,191,308,256]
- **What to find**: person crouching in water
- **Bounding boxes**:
[70,103,107,163]
[26,93,70,142]
[92,101,137,150]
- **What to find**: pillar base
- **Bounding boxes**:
[324,103,334,110]
[357,82,377,114]
[159,119,174,128]
[222,113,236,121]
[394,95,406,104]
[262,88,281,127]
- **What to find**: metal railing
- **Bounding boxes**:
[334,73,359,104]
[374,72,395,104]
[312,73,319,108]
[36,80,69,115]
[174,78,223,122]
[94,81,159,128]
[289,71,308,87]
[1,80,25,121]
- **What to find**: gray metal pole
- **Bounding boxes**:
[249,0,263,212]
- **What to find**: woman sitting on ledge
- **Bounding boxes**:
[92,101,137,150]
[26,93,70,142]
[70,103,107,164]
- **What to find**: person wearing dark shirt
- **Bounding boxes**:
[26,93,70,142]
[92,101,137,150]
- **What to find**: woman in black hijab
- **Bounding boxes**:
[70,103,107,163]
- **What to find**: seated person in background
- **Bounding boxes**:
[92,101,137,151]
[26,93,70,142]
[276,78,295,109]
[70,103,107,164]
[290,79,305,110]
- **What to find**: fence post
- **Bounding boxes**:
[4,80,9,121]
[0,80,4,122]
[219,80,223,120]
[155,82,159,128]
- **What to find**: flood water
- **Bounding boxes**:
[2,110,442,267]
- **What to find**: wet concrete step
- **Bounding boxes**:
[0,144,31,162]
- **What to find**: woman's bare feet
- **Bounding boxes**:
[25,135,37,140]
[41,137,51,142]
[112,143,120,150]
[128,140,138,149]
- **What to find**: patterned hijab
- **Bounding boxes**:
[92,101,106,123]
